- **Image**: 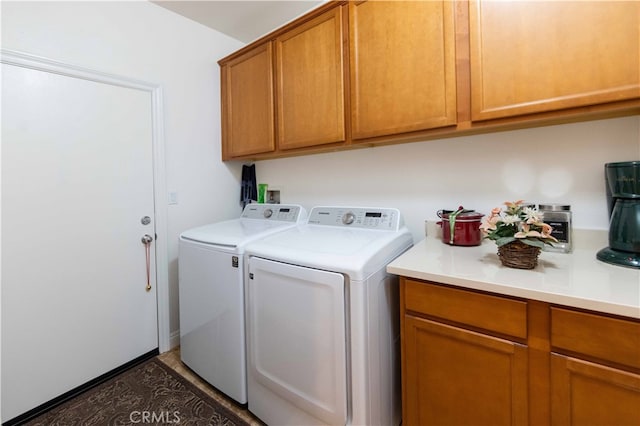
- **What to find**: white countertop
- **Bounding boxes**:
[387,237,640,319]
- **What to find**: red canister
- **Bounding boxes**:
[437,208,484,246]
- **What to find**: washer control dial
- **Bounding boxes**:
[263,208,273,218]
[342,211,355,225]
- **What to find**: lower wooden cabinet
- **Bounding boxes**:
[550,307,640,425]
[403,315,528,425]
[550,306,640,371]
[400,277,640,426]
[551,354,640,426]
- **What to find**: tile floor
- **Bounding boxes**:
[157,347,263,425]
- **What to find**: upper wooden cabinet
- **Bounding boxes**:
[221,43,275,159]
[349,0,457,140]
[276,7,346,150]
[469,0,640,121]
[218,0,640,160]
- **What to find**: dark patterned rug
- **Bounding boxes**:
[24,358,249,425]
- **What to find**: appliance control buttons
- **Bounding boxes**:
[364,218,380,227]
[263,208,273,218]
[342,212,355,225]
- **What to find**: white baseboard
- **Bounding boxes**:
[166,330,180,352]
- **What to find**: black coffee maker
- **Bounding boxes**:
[596,161,640,268]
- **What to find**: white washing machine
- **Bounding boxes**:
[178,203,307,404]
[244,206,413,425]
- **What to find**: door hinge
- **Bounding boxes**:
[232,256,239,268]
[249,273,254,280]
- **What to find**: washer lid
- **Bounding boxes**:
[180,219,292,247]
[180,204,307,248]
[244,224,413,280]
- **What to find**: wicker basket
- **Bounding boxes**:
[497,240,541,269]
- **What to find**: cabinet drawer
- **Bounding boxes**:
[403,279,527,339]
[551,307,640,370]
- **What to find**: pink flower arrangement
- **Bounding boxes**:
[480,200,558,248]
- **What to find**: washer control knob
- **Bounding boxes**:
[263,208,273,218]
[342,211,355,225]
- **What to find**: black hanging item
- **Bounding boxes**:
[240,164,257,209]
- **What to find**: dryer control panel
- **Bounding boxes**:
[308,207,402,231]
[241,204,306,223]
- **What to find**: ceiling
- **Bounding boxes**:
[151,1,325,43]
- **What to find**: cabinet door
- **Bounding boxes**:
[349,0,457,140]
[221,43,275,159]
[551,353,640,425]
[275,7,345,150]
[403,315,528,426]
[470,1,640,121]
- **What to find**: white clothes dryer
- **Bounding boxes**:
[178,203,307,404]
[244,206,413,425]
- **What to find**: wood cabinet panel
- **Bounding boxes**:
[275,7,345,150]
[219,0,640,161]
[551,353,640,425]
[400,277,640,425]
[404,279,527,339]
[349,0,457,140]
[551,307,640,370]
[470,0,640,121]
[221,43,275,159]
[403,315,528,426]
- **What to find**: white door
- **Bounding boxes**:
[1,62,158,421]
[247,257,347,426]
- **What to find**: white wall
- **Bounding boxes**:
[256,116,640,243]
[1,1,245,339]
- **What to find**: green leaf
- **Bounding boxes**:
[496,236,516,247]
[495,226,516,238]
[520,239,545,249]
